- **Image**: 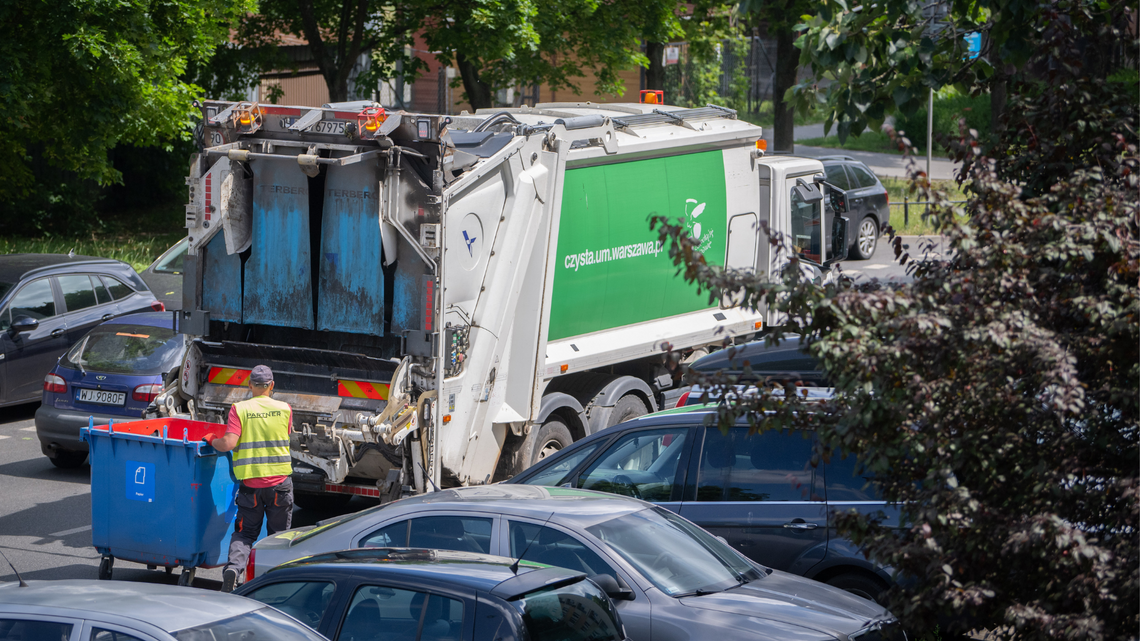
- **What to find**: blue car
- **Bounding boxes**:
[35,311,187,468]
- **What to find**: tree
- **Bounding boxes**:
[0,0,253,228]
[651,3,1139,638]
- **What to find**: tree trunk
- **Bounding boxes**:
[772,28,798,153]
[645,42,666,91]
[326,74,349,103]
[456,53,493,111]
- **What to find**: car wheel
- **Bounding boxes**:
[293,492,353,512]
[851,216,879,260]
[826,572,888,605]
[607,394,648,428]
[48,450,88,469]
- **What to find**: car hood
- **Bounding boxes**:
[679,570,891,637]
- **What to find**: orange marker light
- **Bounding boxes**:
[357,106,387,140]
[755,139,767,151]
[640,90,663,105]
[560,364,569,373]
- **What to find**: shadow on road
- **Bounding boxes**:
[0,456,91,486]
[0,493,91,544]
[0,402,38,424]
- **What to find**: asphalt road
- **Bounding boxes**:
[833,233,947,284]
[0,403,373,589]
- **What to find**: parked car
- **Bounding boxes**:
[506,407,896,604]
[819,156,890,260]
[0,254,163,408]
[0,579,326,641]
[237,547,630,641]
[247,485,901,641]
[140,237,187,311]
[35,311,188,468]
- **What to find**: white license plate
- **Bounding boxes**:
[77,389,126,406]
[311,120,347,135]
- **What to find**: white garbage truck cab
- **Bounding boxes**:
[168,100,848,508]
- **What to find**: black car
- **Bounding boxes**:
[506,406,896,604]
[0,254,163,407]
[139,237,187,311]
[819,156,890,260]
[236,547,629,641]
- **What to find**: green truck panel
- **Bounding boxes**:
[548,151,728,340]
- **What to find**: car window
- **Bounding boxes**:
[9,278,56,321]
[100,276,134,300]
[576,427,688,502]
[696,427,820,502]
[848,164,879,189]
[518,440,605,486]
[93,277,112,304]
[242,581,336,631]
[0,619,73,640]
[508,521,617,578]
[823,164,852,190]
[825,452,882,501]
[173,608,325,641]
[361,516,493,554]
[512,579,624,641]
[337,585,462,641]
[58,274,99,313]
[62,323,182,375]
[790,185,822,263]
[91,628,148,641]
[152,240,189,274]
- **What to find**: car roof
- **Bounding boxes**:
[270,548,584,597]
[0,254,124,283]
[388,485,650,528]
[103,311,177,330]
[0,579,261,631]
[817,155,858,162]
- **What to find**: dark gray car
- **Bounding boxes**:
[508,407,896,603]
[140,237,187,311]
[819,157,890,260]
[249,485,902,641]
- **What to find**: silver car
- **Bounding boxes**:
[250,485,903,641]
[0,579,327,640]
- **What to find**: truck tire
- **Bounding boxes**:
[530,419,573,464]
[851,215,879,260]
[294,492,353,512]
[493,418,574,482]
[607,394,648,428]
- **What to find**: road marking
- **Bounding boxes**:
[0,435,8,440]
[20,427,36,432]
[864,264,888,270]
[49,525,92,537]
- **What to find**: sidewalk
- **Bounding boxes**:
[759,122,961,181]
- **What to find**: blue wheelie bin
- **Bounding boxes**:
[82,417,240,585]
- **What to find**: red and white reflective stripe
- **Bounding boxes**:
[324,483,380,498]
[204,174,212,221]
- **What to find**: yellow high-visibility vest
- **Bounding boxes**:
[232,396,292,481]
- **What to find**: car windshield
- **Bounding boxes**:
[173,607,326,641]
[587,507,764,597]
[62,323,183,375]
[512,578,625,641]
[153,238,189,274]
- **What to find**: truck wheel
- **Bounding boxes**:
[294,492,353,512]
[530,419,573,465]
[48,450,88,469]
[607,395,648,428]
[825,572,888,605]
[851,216,879,260]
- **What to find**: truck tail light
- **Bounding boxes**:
[675,391,690,408]
[43,374,67,394]
[150,301,165,312]
[246,547,256,580]
[133,384,163,402]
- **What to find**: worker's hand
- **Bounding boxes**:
[202,433,216,444]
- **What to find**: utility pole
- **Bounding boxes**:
[927,88,933,178]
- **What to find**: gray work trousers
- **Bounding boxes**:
[224,477,293,577]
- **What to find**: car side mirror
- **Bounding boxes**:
[10,316,38,334]
[592,573,635,601]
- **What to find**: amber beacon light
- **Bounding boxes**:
[640,90,664,104]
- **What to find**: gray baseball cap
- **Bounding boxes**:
[250,365,274,385]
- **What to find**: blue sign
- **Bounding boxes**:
[964,33,982,60]
[126,460,155,503]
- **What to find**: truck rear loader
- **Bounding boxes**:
[162,100,848,508]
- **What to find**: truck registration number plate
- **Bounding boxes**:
[78,389,126,406]
[311,121,347,135]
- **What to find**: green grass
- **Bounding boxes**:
[799,130,953,158]
[881,177,969,236]
[0,232,183,272]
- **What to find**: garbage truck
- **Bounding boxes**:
[161,99,848,509]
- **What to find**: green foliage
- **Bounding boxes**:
[894,92,991,153]
[0,232,183,273]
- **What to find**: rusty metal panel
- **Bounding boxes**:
[201,232,242,322]
[244,152,315,329]
[318,161,385,335]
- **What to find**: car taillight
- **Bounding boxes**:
[133,384,163,402]
[675,391,690,408]
[43,374,67,394]
[246,547,256,580]
[885,192,889,206]
[150,301,165,312]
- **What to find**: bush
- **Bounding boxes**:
[895,92,991,152]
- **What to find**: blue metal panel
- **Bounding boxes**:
[390,268,421,333]
[201,232,242,322]
[318,162,384,335]
[243,155,314,329]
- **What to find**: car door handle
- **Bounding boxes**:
[51,328,65,338]
[102,314,113,321]
[783,521,819,531]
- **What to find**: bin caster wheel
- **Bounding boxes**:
[178,567,196,587]
[98,556,113,581]
[147,564,156,570]
[165,566,174,575]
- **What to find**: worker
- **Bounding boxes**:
[203,364,293,592]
